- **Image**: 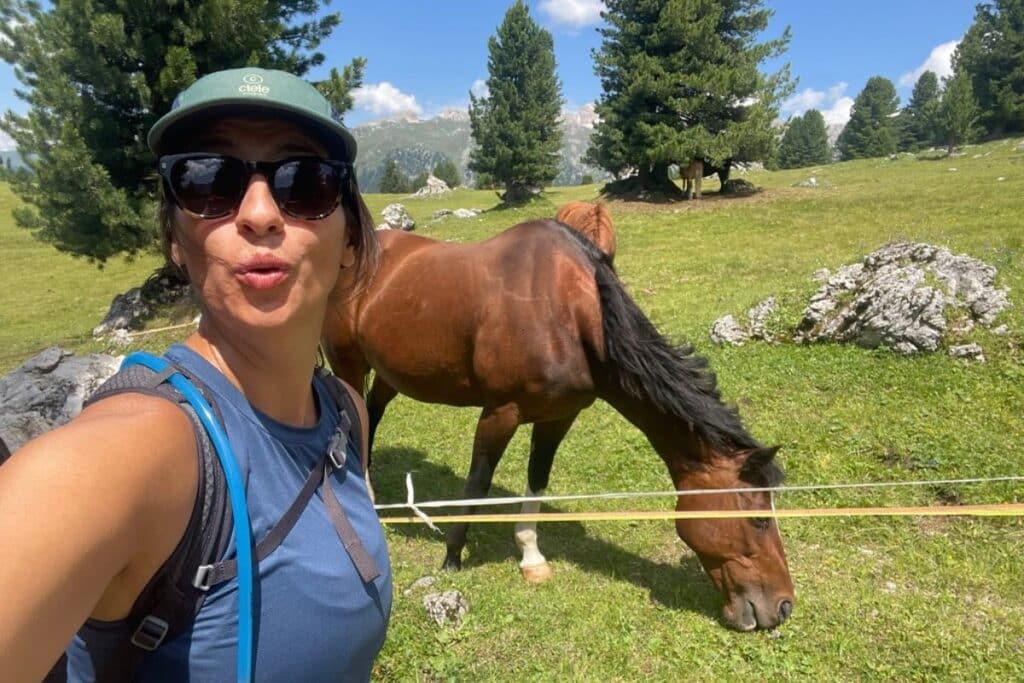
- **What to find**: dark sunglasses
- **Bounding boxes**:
[158,153,353,220]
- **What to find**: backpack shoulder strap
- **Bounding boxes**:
[316,369,369,475]
[59,363,234,682]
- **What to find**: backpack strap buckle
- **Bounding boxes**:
[193,564,214,591]
[130,615,170,651]
[327,426,348,471]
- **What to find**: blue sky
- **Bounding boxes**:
[0,1,978,148]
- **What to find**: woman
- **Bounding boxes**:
[0,68,391,681]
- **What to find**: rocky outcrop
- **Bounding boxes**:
[92,272,191,338]
[796,242,1011,354]
[0,348,121,453]
[720,178,758,196]
[710,298,778,346]
[411,175,451,197]
[378,203,416,231]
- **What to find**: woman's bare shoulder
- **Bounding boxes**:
[0,392,200,675]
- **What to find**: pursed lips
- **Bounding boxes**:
[234,254,293,290]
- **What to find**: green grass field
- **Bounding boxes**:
[2,140,1023,681]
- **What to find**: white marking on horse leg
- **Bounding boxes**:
[515,486,547,568]
[515,485,552,582]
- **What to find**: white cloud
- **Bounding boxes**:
[781,81,853,126]
[470,79,489,99]
[898,40,959,88]
[0,129,14,152]
[821,97,854,127]
[352,82,421,120]
[538,0,605,28]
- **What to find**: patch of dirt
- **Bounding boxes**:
[915,515,952,538]
[877,445,939,471]
[603,187,802,215]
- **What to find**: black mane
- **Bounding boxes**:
[553,222,766,459]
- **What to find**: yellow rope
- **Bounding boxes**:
[126,320,197,338]
[378,503,1024,525]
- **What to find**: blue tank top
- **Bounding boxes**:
[64,344,392,682]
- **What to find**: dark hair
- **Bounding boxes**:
[158,167,380,297]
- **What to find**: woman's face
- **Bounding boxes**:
[169,118,353,333]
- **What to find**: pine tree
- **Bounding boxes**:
[777,109,830,169]
[379,159,411,194]
[587,0,792,198]
[836,76,899,160]
[432,158,461,188]
[468,1,563,203]
[900,71,941,150]
[954,0,1024,136]
[0,1,363,263]
[936,71,982,153]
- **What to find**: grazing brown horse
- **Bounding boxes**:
[322,220,794,630]
[554,201,617,263]
[681,159,704,199]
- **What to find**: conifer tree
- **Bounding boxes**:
[899,71,941,150]
[587,0,791,198]
[379,159,411,194]
[0,1,363,263]
[954,0,1024,136]
[836,76,899,160]
[777,109,831,169]
[468,1,563,203]
[432,158,461,188]
[936,71,982,153]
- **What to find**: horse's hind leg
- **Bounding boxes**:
[515,413,579,584]
[443,403,520,571]
[366,373,399,458]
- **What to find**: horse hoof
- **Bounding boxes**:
[520,563,553,584]
[441,556,462,572]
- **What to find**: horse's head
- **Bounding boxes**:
[673,445,794,631]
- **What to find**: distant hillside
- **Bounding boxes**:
[351,105,610,192]
[0,150,25,171]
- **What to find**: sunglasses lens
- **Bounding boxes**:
[274,160,343,219]
[170,156,246,218]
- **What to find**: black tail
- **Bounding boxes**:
[555,224,759,452]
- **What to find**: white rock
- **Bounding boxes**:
[423,590,468,627]
[381,203,415,231]
[710,315,750,346]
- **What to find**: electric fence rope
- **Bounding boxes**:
[375,474,1024,527]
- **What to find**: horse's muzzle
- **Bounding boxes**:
[724,595,795,631]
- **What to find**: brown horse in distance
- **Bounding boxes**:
[322,212,794,631]
[554,201,616,263]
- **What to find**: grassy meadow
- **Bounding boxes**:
[2,140,1023,680]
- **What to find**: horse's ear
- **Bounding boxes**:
[741,446,782,483]
[747,445,780,467]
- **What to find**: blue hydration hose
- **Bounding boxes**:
[122,352,255,683]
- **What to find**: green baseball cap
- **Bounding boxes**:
[148,67,357,162]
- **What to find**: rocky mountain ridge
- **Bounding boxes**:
[351,105,609,192]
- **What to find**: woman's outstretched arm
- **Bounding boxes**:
[0,394,197,682]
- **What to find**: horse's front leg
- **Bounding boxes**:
[443,403,520,571]
[515,413,579,584]
[366,374,399,457]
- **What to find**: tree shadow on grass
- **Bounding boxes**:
[371,445,723,624]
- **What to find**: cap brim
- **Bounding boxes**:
[148,98,357,163]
